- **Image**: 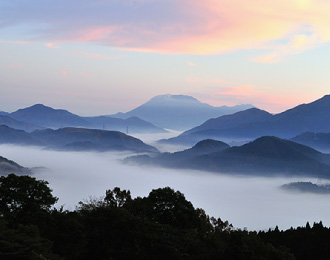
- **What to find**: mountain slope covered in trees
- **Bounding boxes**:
[2,173,330,260]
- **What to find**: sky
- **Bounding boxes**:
[1,0,330,116]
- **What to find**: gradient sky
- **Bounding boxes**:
[1,0,330,116]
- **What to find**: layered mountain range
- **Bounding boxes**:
[2,94,330,178]
[126,136,330,178]
[1,95,253,134]
[162,95,330,146]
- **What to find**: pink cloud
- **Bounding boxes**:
[99,0,330,56]
[0,40,30,44]
[81,72,92,79]
[61,70,68,76]
[187,62,197,67]
[5,64,22,69]
[80,52,122,60]
[4,0,330,58]
[62,26,121,42]
[46,42,60,48]
[186,77,230,85]
[212,84,315,112]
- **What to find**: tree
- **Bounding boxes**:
[0,174,58,225]
[104,187,132,208]
[146,187,199,228]
[77,187,132,212]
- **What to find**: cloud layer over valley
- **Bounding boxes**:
[1,143,330,231]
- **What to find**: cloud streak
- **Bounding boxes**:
[0,40,30,44]
[80,51,123,60]
[1,0,330,58]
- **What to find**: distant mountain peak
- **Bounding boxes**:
[146,94,203,107]
[10,104,87,128]
[25,104,57,111]
[15,104,61,113]
[113,93,254,130]
[31,103,48,108]
[152,94,198,101]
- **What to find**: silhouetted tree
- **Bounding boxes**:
[104,187,132,208]
[146,187,199,228]
[0,174,58,226]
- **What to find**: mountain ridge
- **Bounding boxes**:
[7,104,166,134]
[126,136,330,178]
[161,95,330,145]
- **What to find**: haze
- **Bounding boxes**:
[1,140,330,231]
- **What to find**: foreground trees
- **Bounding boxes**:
[0,173,328,259]
[0,174,58,226]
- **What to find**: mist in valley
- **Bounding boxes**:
[1,138,330,231]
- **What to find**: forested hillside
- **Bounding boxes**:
[0,174,328,260]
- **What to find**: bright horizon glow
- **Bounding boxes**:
[0,0,330,115]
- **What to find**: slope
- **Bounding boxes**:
[31,127,158,153]
[0,125,43,146]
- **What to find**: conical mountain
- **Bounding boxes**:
[113,94,253,130]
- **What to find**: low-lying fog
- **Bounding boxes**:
[1,133,330,231]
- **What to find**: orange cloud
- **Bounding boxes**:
[96,0,329,56]
[7,0,329,59]
[166,0,330,55]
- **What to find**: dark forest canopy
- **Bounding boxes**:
[0,174,329,260]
